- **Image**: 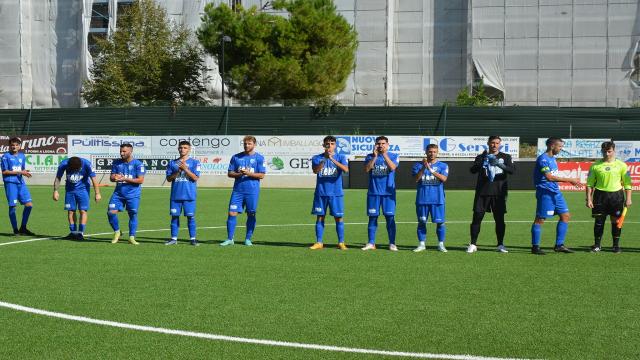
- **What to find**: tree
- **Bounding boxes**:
[83,0,207,106]
[198,0,357,103]
[455,81,502,106]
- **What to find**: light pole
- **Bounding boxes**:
[221,35,232,134]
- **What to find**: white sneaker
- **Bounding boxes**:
[361,243,376,251]
[389,244,398,252]
[466,244,477,253]
[437,242,448,253]
[497,245,508,253]
[413,244,426,253]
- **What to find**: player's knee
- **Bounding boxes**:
[127,210,137,217]
[317,215,325,222]
[417,216,427,224]
[228,211,238,217]
[436,222,445,228]
[108,210,118,215]
[247,212,256,218]
[534,217,545,225]
[560,212,571,222]
[384,215,395,222]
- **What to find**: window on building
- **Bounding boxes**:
[91,4,109,29]
[631,46,640,86]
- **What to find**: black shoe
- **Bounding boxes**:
[531,246,546,255]
[554,245,574,253]
[76,233,85,241]
[18,227,36,236]
[590,245,601,253]
[12,229,20,236]
[612,246,622,254]
[63,233,76,240]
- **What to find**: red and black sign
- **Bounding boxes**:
[0,135,68,154]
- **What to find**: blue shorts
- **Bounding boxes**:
[108,193,140,213]
[65,191,90,211]
[170,200,196,216]
[535,189,569,219]
[228,191,259,214]
[311,194,344,217]
[367,194,396,216]
[416,204,445,223]
[4,182,32,206]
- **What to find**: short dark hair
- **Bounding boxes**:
[68,156,82,171]
[323,135,336,143]
[601,141,615,151]
[426,143,438,151]
[375,136,388,143]
[243,135,256,144]
[488,135,501,143]
[8,137,21,145]
[120,143,133,149]
[545,137,563,147]
[179,140,191,147]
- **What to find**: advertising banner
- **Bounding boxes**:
[150,136,238,157]
[536,138,610,158]
[254,136,325,156]
[68,135,153,157]
[93,156,172,174]
[0,135,68,154]
[556,162,640,191]
[612,141,640,162]
[24,153,68,173]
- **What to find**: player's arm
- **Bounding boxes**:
[1,157,27,176]
[622,164,632,207]
[414,163,427,183]
[52,176,61,201]
[381,151,397,171]
[312,155,325,174]
[245,157,266,180]
[495,154,515,174]
[543,170,583,187]
[123,175,144,184]
[430,165,448,183]
[585,185,595,208]
[180,164,199,182]
[90,175,102,202]
[110,167,121,182]
[470,154,484,173]
[227,156,243,178]
[166,161,179,182]
[329,155,349,173]
[364,154,377,173]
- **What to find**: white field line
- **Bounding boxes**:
[0,300,535,360]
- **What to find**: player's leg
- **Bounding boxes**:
[166,201,181,245]
[531,189,552,255]
[222,192,242,246]
[553,193,573,253]
[77,210,88,240]
[310,194,327,249]
[244,193,258,246]
[125,197,140,245]
[4,184,19,234]
[433,204,447,252]
[591,189,606,252]
[492,197,507,250]
[330,196,346,249]
[469,194,486,251]
[363,194,380,250]
[184,200,197,246]
[414,205,427,252]
[608,190,625,253]
[107,193,123,243]
[63,191,78,238]
[382,194,397,251]
[18,184,34,235]
[76,191,90,240]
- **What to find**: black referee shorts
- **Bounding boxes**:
[473,195,507,214]
[592,189,625,217]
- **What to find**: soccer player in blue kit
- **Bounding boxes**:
[108,143,145,245]
[53,156,102,240]
[221,136,266,247]
[309,135,349,250]
[411,144,449,253]
[1,137,35,235]
[164,141,201,246]
[362,136,400,251]
[531,137,583,255]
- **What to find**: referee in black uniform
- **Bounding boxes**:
[467,136,515,253]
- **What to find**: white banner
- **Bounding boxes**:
[68,135,153,157]
[254,135,325,156]
[613,141,640,162]
[150,136,238,157]
[536,138,610,158]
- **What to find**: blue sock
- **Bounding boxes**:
[246,214,256,240]
[336,221,345,243]
[21,206,32,228]
[78,224,85,233]
[69,223,76,233]
[417,222,426,242]
[367,216,378,244]
[107,212,119,232]
[128,211,138,236]
[226,215,237,240]
[556,221,568,246]
[187,216,196,239]
[436,223,446,242]
[531,223,541,246]
[170,216,180,239]
[315,220,325,243]
[385,215,396,245]
[9,207,18,231]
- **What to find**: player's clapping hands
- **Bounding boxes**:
[21,170,32,178]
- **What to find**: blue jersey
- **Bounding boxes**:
[412,161,448,205]
[111,158,146,198]
[312,153,348,197]
[228,152,266,194]
[166,157,201,201]
[534,153,560,193]
[1,152,27,184]
[56,158,95,193]
[365,152,399,196]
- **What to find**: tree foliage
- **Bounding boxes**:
[198,0,357,103]
[455,81,502,107]
[83,0,207,106]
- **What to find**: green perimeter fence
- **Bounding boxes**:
[2,106,640,144]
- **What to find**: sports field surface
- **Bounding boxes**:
[1,186,639,359]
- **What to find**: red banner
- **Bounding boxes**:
[0,135,67,154]
[557,162,640,191]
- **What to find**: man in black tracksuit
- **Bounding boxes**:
[467,135,515,253]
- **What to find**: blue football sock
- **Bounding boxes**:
[531,223,541,246]
[246,214,256,240]
[69,223,76,233]
[436,223,446,242]
[128,211,138,236]
[78,224,85,233]
[315,220,325,243]
[107,212,119,232]
[556,221,568,246]
[226,215,237,240]
[170,216,180,239]
[367,216,378,244]
[417,222,427,242]
[187,216,196,239]
[8,207,18,231]
[21,206,32,228]
[336,221,345,243]
[385,215,396,245]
